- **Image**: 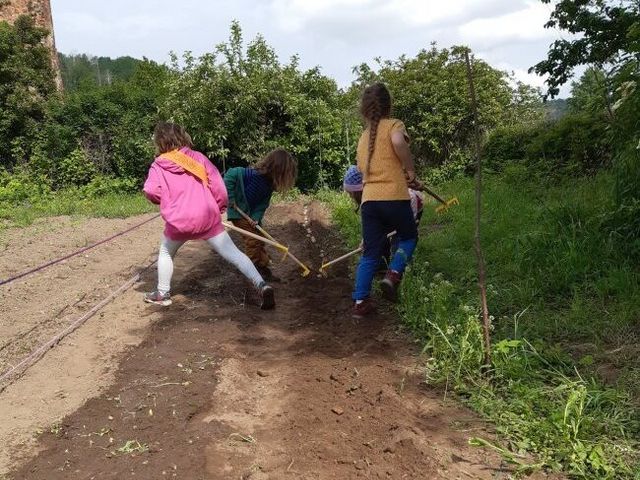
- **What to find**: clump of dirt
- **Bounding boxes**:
[6,201,548,479]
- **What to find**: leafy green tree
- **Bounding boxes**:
[568,67,616,118]
[163,21,352,190]
[351,45,543,171]
[59,53,142,91]
[32,59,169,188]
[0,15,56,168]
[531,0,640,98]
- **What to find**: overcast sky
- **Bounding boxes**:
[50,0,574,97]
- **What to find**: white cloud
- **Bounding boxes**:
[57,12,179,41]
[458,0,557,49]
[270,0,530,31]
[50,0,574,96]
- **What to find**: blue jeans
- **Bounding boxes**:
[353,200,418,301]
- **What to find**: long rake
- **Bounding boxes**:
[319,231,396,276]
[420,185,460,213]
[229,205,311,277]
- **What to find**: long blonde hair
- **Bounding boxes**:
[255,148,298,192]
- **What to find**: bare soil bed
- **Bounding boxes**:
[1,201,539,479]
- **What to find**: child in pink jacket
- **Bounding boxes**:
[143,122,274,309]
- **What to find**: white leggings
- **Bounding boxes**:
[157,232,264,294]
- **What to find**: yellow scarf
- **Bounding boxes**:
[161,149,208,184]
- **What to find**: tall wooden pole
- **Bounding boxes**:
[464,49,492,367]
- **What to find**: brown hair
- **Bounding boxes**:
[359,83,392,175]
[255,148,298,192]
[348,190,363,213]
[153,121,194,155]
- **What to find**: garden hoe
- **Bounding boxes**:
[320,231,396,276]
[420,185,459,214]
[231,205,311,278]
[320,202,436,275]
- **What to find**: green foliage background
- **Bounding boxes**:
[0,18,542,196]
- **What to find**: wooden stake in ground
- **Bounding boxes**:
[464,49,492,367]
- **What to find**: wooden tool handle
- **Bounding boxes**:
[226,208,312,277]
[232,204,277,242]
[222,222,288,252]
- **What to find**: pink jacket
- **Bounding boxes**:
[143,147,227,241]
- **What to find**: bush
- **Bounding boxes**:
[0,16,56,169]
[483,114,611,176]
[424,149,472,184]
[22,59,167,191]
[526,113,611,175]
[57,148,97,187]
[79,175,139,198]
[0,169,51,204]
[602,145,640,257]
[483,124,534,171]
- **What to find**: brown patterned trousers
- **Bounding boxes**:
[231,218,270,268]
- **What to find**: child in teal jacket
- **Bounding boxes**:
[224,148,297,281]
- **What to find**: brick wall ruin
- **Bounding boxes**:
[0,0,63,90]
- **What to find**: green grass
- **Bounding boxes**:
[0,190,156,231]
[321,168,640,479]
[423,170,640,367]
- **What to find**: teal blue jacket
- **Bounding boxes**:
[224,167,272,223]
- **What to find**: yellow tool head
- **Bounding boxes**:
[318,265,329,277]
[435,197,460,214]
[301,267,311,278]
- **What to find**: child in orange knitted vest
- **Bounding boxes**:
[351,83,424,318]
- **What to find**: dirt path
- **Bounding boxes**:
[3,201,520,479]
[0,214,162,473]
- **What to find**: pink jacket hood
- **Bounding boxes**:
[153,156,191,174]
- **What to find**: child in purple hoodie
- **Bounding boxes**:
[143,122,274,309]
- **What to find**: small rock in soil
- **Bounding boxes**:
[257,370,269,377]
[332,407,344,416]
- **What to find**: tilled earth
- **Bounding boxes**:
[2,201,531,479]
